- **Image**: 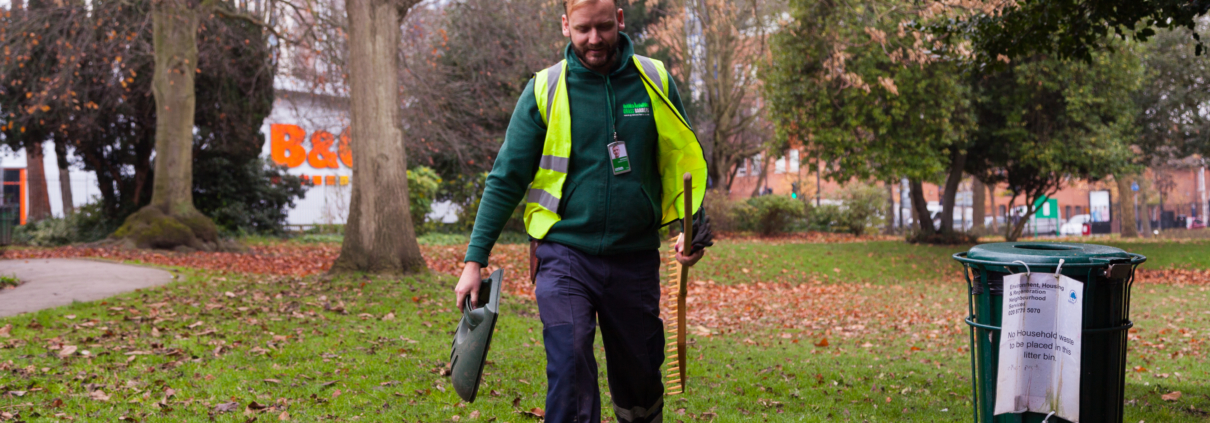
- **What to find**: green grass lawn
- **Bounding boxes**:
[693,238,1210,286]
[1,238,1207,421]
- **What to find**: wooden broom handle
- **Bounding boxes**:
[676,173,692,392]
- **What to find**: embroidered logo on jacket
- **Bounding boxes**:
[623,102,652,117]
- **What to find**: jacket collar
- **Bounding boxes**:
[564,32,635,77]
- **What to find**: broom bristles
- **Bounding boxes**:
[664,238,687,395]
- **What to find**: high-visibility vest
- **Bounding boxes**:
[525,55,707,239]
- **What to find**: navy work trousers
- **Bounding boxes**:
[534,241,665,423]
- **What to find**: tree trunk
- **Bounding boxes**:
[331,0,426,274]
[147,2,198,215]
[939,149,967,235]
[987,183,998,233]
[112,0,218,250]
[909,178,935,235]
[54,139,74,216]
[1007,218,1028,241]
[1115,174,1138,238]
[971,178,986,233]
[26,141,52,222]
[749,154,770,198]
[1139,180,1153,238]
[1005,193,1041,242]
[704,134,719,191]
[884,180,894,234]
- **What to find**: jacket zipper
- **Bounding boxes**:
[601,73,614,253]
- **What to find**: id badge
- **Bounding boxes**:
[607,140,632,175]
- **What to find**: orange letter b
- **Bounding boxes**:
[270,124,306,167]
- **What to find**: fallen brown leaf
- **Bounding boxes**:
[517,407,546,419]
[88,390,110,402]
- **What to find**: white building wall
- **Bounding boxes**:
[0,91,446,226]
[258,93,353,225]
[0,142,98,218]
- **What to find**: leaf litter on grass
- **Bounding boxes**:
[6,240,1203,358]
[0,268,493,421]
[3,238,1209,420]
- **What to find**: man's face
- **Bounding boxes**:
[561,1,625,72]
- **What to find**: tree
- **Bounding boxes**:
[1133,21,1210,160]
[971,178,986,232]
[647,0,782,193]
[113,0,291,248]
[765,0,971,236]
[66,1,159,222]
[965,49,1141,241]
[396,0,564,179]
[25,141,51,221]
[617,0,673,57]
[1125,20,1210,234]
[930,0,1210,65]
[110,0,221,250]
[54,139,73,216]
[1115,175,1139,237]
[1,0,297,237]
[0,0,65,223]
[329,0,427,274]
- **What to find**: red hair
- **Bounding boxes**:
[563,0,617,14]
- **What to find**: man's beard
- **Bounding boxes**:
[573,38,618,71]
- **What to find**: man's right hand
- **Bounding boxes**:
[454,262,483,310]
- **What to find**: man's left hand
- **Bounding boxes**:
[674,233,705,267]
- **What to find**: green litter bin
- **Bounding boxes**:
[953,243,1146,423]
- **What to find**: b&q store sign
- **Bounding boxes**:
[270,124,353,186]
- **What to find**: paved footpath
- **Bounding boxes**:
[0,258,173,317]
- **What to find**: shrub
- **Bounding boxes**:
[742,194,805,236]
[294,233,343,244]
[13,217,75,247]
[906,230,979,245]
[837,183,886,235]
[193,156,307,236]
[12,201,115,246]
[803,183,886,235]
[408,166,442,233]
[304,224,344,235]
[438,172,524,233]
[701,190,742,232]
[803,202,843,232]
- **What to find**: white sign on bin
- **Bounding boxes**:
[994,270,1083,422]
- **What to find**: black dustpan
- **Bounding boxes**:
[449,269,503,403]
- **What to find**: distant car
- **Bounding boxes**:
[1192,218,1206,229]
[1060,214,1092,236]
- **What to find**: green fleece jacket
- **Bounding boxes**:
[464,34,691,266]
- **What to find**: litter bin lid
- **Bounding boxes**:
[966,242,1131,266]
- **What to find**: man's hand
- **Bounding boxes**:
[674,233,705,267]
[454,262,483,310]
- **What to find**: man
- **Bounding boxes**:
[453,0,709,422]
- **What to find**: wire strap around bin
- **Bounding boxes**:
[1011,260,1031,276]
[965,316,1001,332]
[965,316,1134,334]
[1085,320,1134,334]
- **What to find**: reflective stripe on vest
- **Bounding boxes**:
[525,55,707,239]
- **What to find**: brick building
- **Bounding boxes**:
[726,148,1209,234]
